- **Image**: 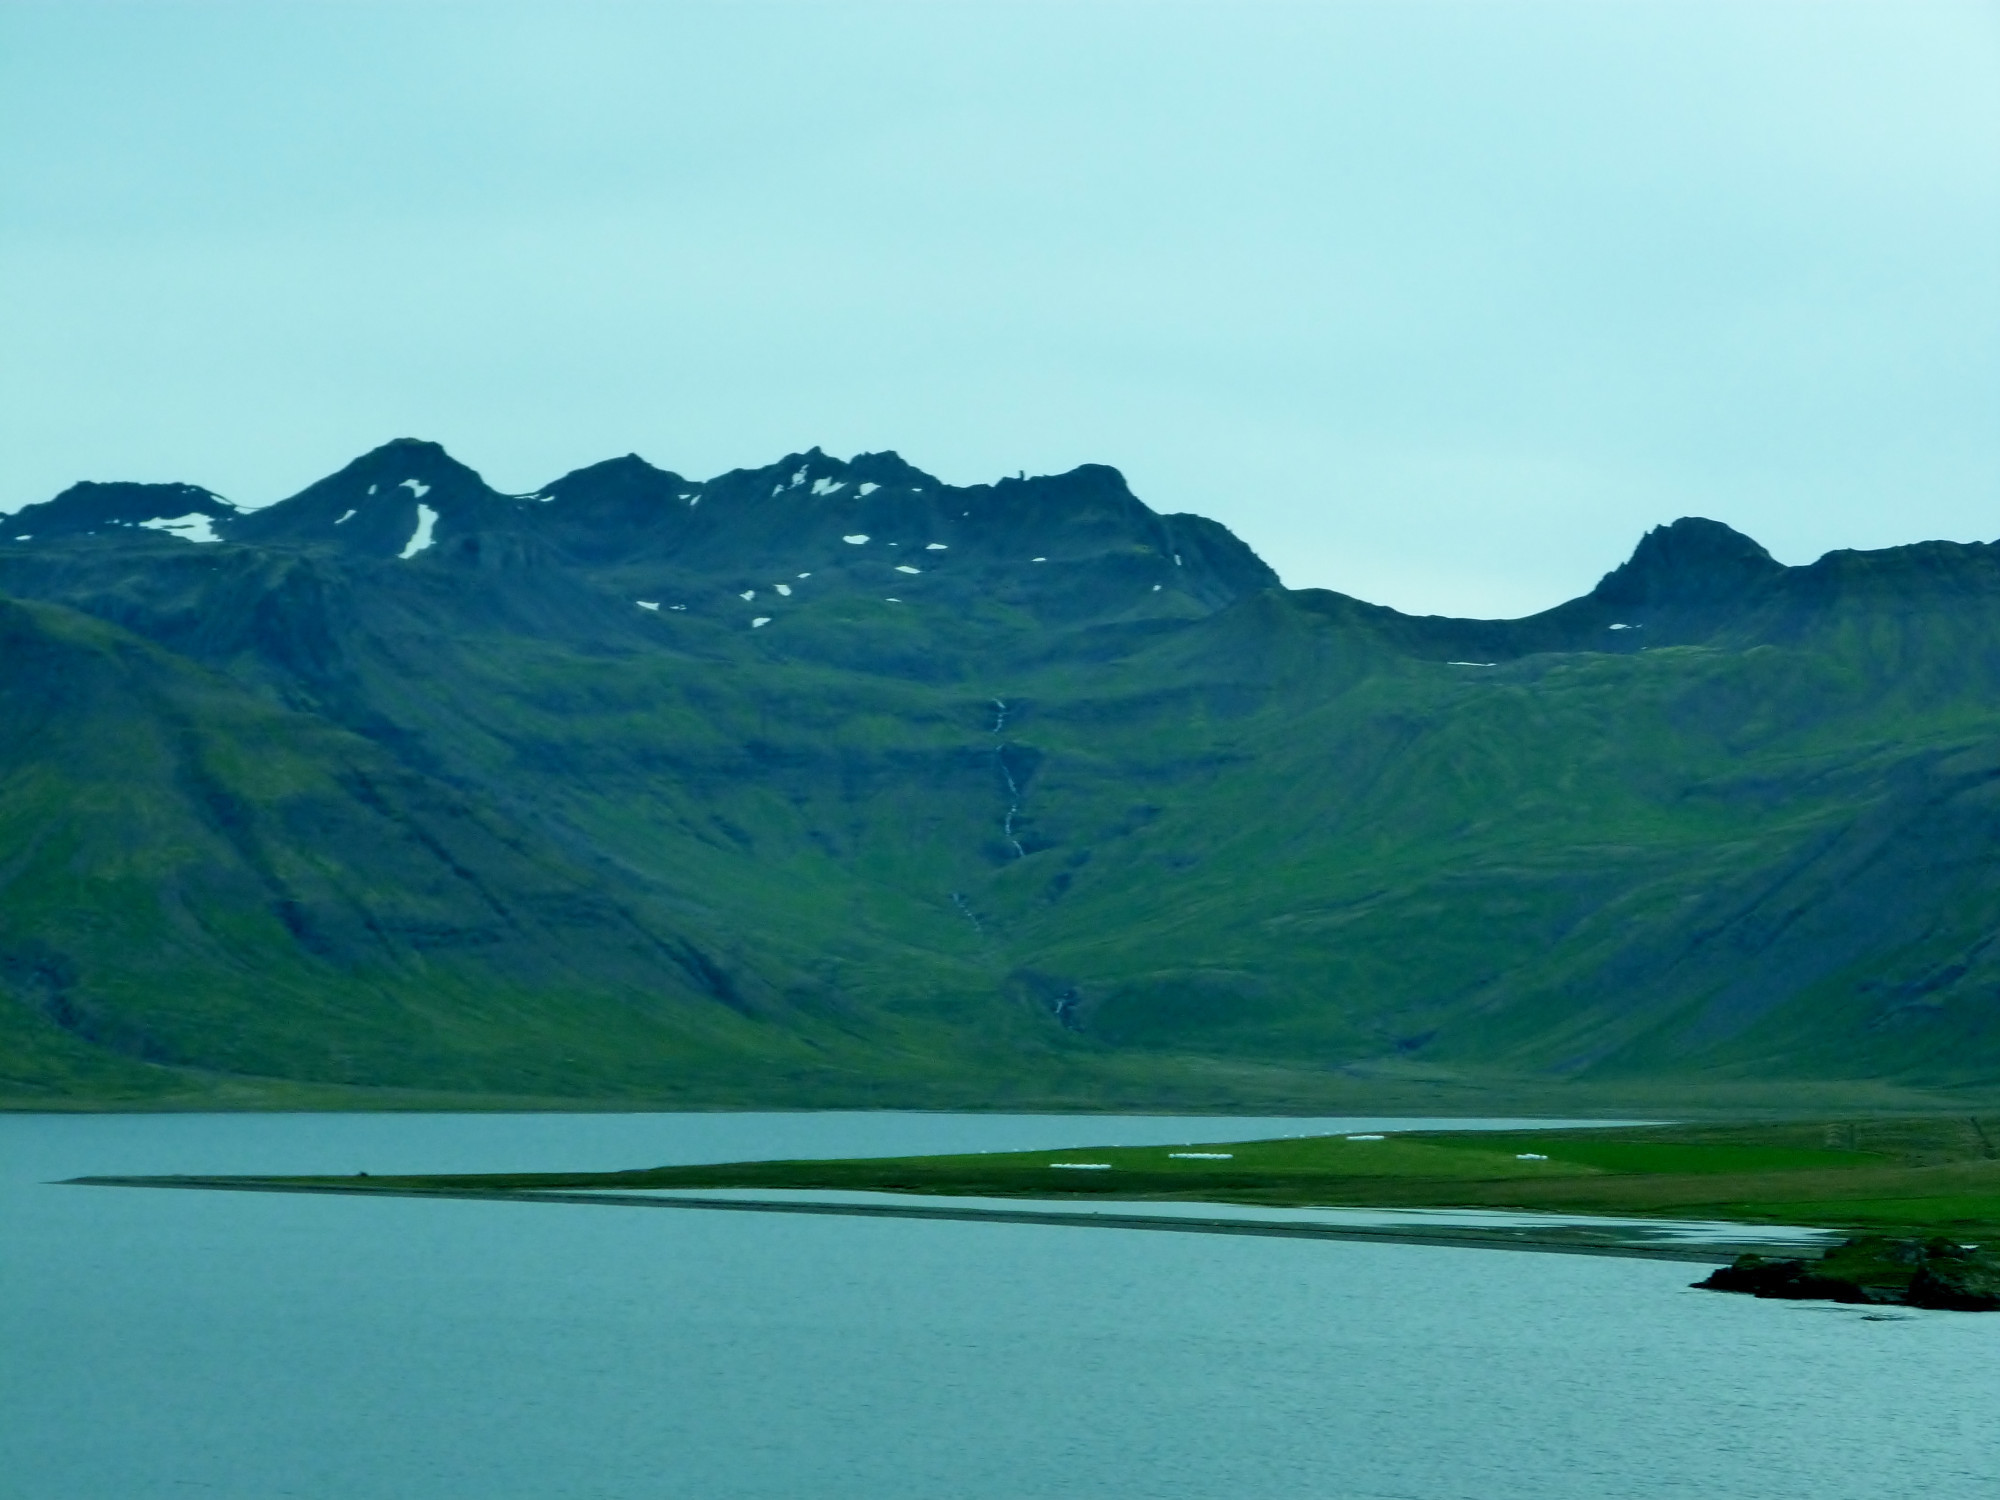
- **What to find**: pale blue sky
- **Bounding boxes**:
[3,1,1995,616]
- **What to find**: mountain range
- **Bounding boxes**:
[5,437,1998,1112]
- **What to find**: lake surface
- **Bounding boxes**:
[4,1111,1995,1499]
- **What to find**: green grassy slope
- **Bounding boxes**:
[6,443,2000,1108]
[993,608,2000,1087]
[0,597,904,1102]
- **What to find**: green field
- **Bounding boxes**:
[250,1116,2000,1239]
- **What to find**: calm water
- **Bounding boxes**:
[3,1112,1994,1500]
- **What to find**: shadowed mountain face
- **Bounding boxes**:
[4,438,1999,1109]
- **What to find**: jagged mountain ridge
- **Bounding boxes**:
[4,438,2000,1109]
[14,435,1274,600]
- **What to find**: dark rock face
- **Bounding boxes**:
[1696,1236,2000,1310]
[1591,517,1784,610]
[530,445,1279,613]
[229,437,509,559]
[4,480,237,541]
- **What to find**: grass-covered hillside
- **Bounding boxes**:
[4,439,2000,1110]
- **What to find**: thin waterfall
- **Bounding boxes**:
[991,699,1025,858]
[999,757,1026,859]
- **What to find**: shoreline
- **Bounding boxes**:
[65,1175,1750,1263]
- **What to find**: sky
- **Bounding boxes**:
[3,1,1996,618]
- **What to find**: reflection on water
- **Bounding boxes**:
[4,1113,1994,1500]
[640,1186,1842,1253]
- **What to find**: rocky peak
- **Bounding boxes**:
[699,447,929,504]
[229,438,513,560]
[537,454,690,513]
[953,464,1151,544]
[4,481,237,545]
[1590,517,1785,610]
[840,450,932,489]
[533,455,700,564]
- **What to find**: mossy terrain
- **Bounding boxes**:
[253,1115,2000,1241]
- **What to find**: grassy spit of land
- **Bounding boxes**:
[107,1115,2000,1243]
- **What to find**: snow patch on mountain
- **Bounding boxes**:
[399,504,439,559]
[140,515,222,544]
